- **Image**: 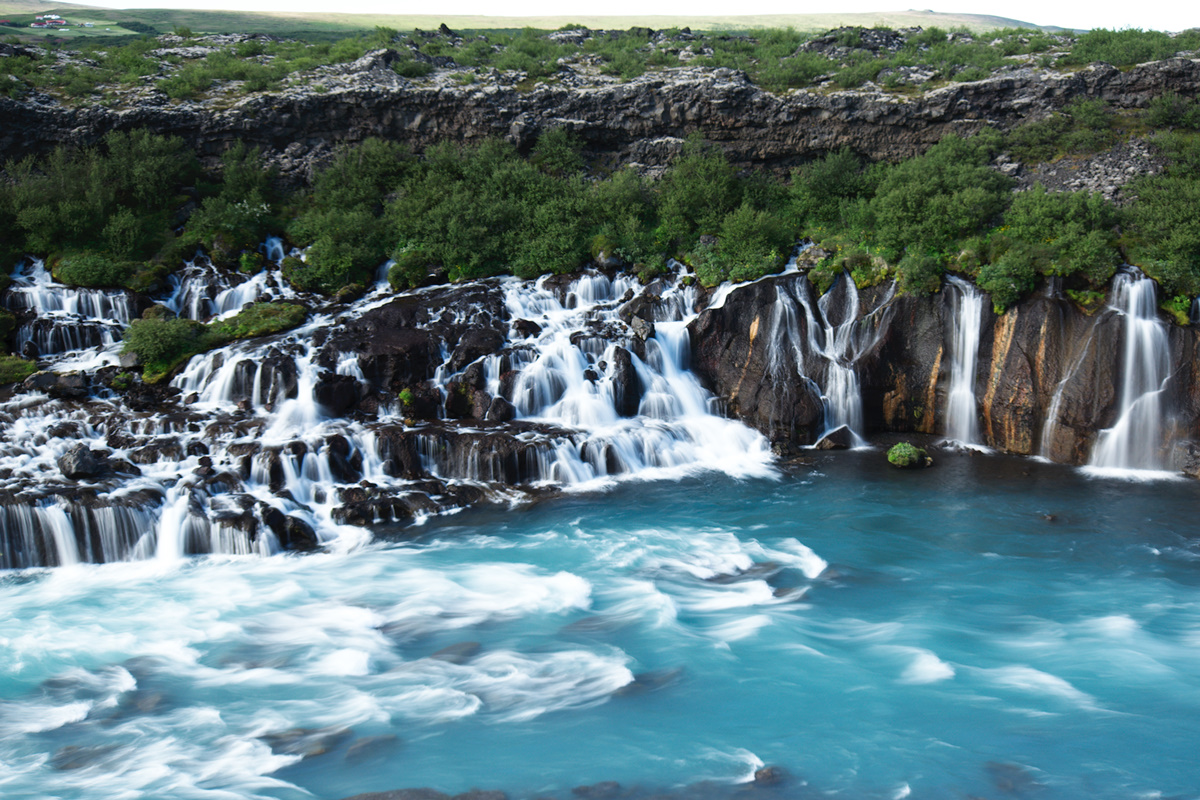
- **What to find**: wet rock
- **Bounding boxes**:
[129,440,185,464]
[429,641,481,664]
[340,790,451,800]
[1178,441,1200,478]
[325,434,364,483]
[629,315,655,341]
[315,372,364,416]
[259,505,320,551]
[58,444,110,479]
[259,726,352,759]
[50,744,120,770]
[613,667,682,696]
[689,275,824,446]
[485,396,516,422]
[513,318,542,338]
[813,425,853,450]
[610,346,642,417]
[344,734,401,765]
[447,328,505,373]
[572,782,623,799]
[23,370,88,398]
[752,766,787,787]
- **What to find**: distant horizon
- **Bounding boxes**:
[66,2,1197,33]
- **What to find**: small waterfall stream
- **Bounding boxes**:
[765,271,895,445]
[1089,269,1171,471]
[943,276,984,447]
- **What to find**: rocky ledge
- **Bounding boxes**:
[3,37,1200,182]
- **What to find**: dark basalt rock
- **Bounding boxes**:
[57,444,110,479]
[321,283,507,395]
[314,372,364,416]
[688,275,824,447]
[344,734,401,765]
[259,726,351,759]
[609,346,642,417]
[485,396,516,422]
[813,424,853,450]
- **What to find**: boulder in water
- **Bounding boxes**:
[259,726,351,759]
[58,444,110,479]
[814,425,853,450]
[339,790,452,800]
[343,734,401,765]
[753,765,788,787]
[886,441,931,468]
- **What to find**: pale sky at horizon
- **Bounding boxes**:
[74,1,1197,34]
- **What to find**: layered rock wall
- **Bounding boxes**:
[3,55,1200,173]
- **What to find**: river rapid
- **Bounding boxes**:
[2,451,1199,800]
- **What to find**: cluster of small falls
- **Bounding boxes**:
[0,245,1184,569]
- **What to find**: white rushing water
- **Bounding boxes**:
[1089,269,1171,471]
[943,276,984,447]
[764,271,894,445]
[0,254,781,568]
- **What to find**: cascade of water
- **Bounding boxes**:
[1,248,784,568]
[764,272,894,445]
[5,259,133,361]
[484,268,772,483]
[943,277,984,447]
[1089,269,1171,470]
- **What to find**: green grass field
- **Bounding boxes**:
[0,1,1066,39]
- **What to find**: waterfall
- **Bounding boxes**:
[0,253,779,569]
[764,271,894,445]
[5,258,133,364]
[943,277,984,447]
[1089,269,1171,471]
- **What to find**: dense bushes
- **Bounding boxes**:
[3,130,196,265]
[1060,28,1200,67]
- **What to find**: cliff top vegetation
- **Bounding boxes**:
[3,24,1200,104]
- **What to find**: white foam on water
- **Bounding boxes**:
[695,747,765,784]
[891,647,956,684]
[980,665,1101,711]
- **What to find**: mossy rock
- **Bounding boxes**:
[124,262,173,295]
[887,441,932,469]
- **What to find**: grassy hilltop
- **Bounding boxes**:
[0,1,1071,39]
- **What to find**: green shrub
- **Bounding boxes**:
[870,131,1012,261]
[978,244,1040,312]
[1003,185,1120,286]
[656,134,742,250]
[122,316,204,366]
[1145,92,1200,129]
[896,249,943,294]
[205,302,307,343]
[52,251,136,288]
[0,309,16,342]
[1062,28,1200,67]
